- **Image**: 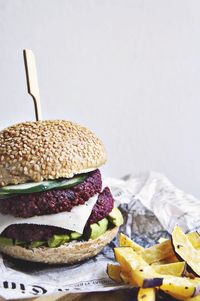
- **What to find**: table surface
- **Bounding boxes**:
[0,290,133,301]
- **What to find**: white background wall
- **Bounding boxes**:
[0,1,200,197]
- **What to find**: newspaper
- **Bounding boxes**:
[0,171,200,300]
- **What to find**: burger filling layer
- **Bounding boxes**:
[0,169,102,218]
[0,170,123,248]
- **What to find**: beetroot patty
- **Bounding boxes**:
[0,169,102,218]
[1,187,114,242]
[87,187,114,224]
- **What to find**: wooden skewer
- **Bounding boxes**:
[23,49,42,121]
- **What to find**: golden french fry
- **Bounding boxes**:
[172,226,200,277]
[114,247,155,287]
[111,229,200,300]
[137,288,156,301]
[119,233,144,252]
[158,237,168,243]
[119,231,200,266]
[119,233,176,264]
[107,264,122,283]
[157,254,179,264]
[187,232,200,249]
[160,277,200,300]
[152,261,186,276]
[114,247,200,299]
[140,240,176,264]
[120,270,132,285]
[186,295,200,301]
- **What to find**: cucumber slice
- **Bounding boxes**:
[0,192,14,199]
[54,176,86,189]
[0,174,87,196]
[0,181,49,193]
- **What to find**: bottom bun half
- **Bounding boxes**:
[0,226,119,264]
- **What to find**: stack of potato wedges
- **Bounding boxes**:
[107,226,200,300]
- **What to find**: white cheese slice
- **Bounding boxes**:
[0,194,98,234]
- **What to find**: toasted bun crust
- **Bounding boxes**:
[0,227,119,264]
[0,120,107,186]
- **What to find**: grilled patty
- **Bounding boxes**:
[0,169,102,218]
[1,187,114,242]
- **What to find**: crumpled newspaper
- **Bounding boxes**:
[0,171,199,300]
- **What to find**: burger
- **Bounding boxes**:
[0,120,123,264]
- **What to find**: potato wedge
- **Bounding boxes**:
[157,254,179,264]
[153,262,186,276]
[142,231,200,264]
[160,277,200,300]
[137,288,156,301]
[107,262,137,286]
[120,271,132,285]
[158,237,168,243]
[119,233,177,264]
[140,240,176,264]
[187,232,200,249]
[186,295,200,301]
[107,264,122,283]
[172,226,200,276]
[119,233,144,252]
[114,247,200,299]
[114,247,161,287]
[119,232,200,266]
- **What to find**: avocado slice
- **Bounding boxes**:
[70,232,82,240]
[108,207,124,227]
[98,218,109,231]
[0,236,13,246]
[48,234,70,248]
[90,218,108,240]
[29,241,46,248]
[15,239,26,246]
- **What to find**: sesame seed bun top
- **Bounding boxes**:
[0,120,107,187]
